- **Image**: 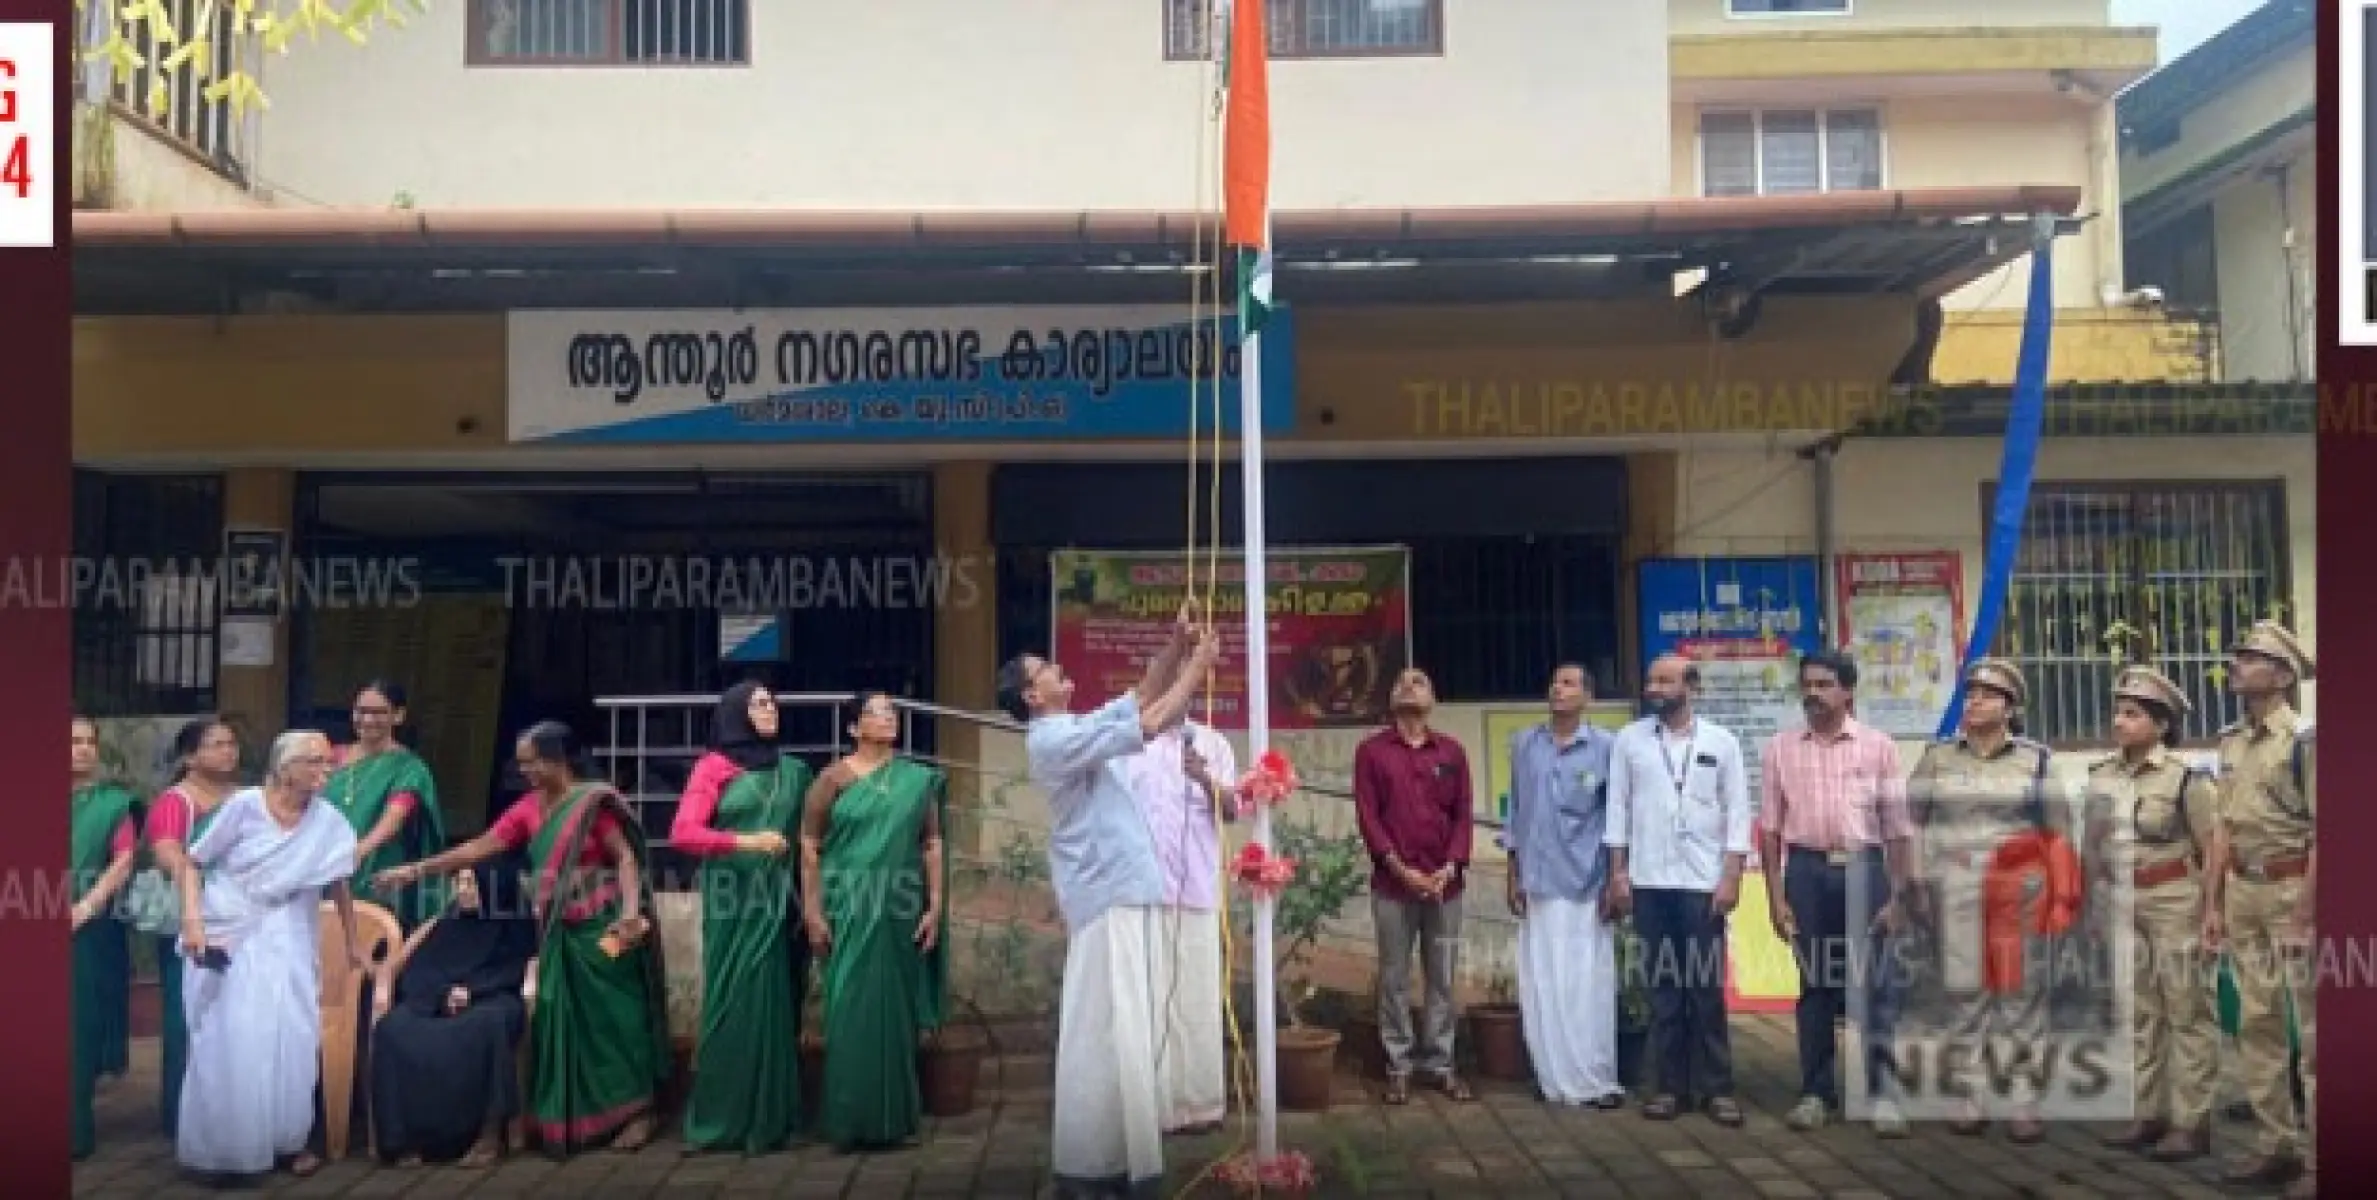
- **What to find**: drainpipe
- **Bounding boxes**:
[1798,433,1844,644]
[2267,162,2307,381]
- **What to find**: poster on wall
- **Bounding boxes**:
[1481,702,1634,826]
[1048,546,1411,731]
[1634,557,1822,802]
[1634,557,1818,1017]
[1834,551,1967,739]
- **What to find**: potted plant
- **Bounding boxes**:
[1231,775,1369,1113]
[1614,916,1651,1091]
[1469,959,1527,1081]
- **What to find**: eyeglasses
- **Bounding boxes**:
[353,706,393,717]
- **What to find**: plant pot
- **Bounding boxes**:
[918,1028,986,1118]
[1469,1003,1528,1081]
[1276,1027,1341,1112]
[1616,1024,1648,1092]
[129,978,163,1040]
[799,1032,826,1120]
[1339,1005,1424,1080]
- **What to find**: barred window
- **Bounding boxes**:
[1164,0,1443,61]
[1991,482,2292,747]
[102,0,247,178]
[74,472,224,717]
[469,0,749,66]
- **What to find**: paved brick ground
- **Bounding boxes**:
[77,1017,2280,1198]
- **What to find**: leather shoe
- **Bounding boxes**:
[2224,1154,2303,1186]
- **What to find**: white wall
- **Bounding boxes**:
[2208,146,2315,382]
[253,0,1672,211]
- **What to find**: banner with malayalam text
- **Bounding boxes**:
[1048,546,1411,731]
[1834,551,1967,739]
[507,306,1296,443]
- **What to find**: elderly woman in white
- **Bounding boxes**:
[174,729,364,1179]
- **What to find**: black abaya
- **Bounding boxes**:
[369,859,537,1163]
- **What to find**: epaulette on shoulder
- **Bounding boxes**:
[2086,751,2120,772]
[2013,736,2052,756]
[2218,719,2247,737]
[2296,720,2315,744]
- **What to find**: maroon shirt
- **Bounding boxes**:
[1353,726,1476,903]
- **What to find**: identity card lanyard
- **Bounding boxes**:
[1659,720,1698,835]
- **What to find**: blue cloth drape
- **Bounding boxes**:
[1936,219,2059,740]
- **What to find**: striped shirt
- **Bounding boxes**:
[1758,716,1912,852]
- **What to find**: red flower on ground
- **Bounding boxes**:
[1213,1149,1318,1195]
[1230,842,1299,900]
[1236,749,1301,807]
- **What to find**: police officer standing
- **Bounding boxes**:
[2202,620,2315,1194]
[2092,666,2219,1161]
[1907,658,2065,1143]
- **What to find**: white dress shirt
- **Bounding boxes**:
[1603,714,1753,892]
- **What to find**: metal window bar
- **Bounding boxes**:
[1163,0,1439,60]
[72,472,225,717]
[485,0,746,64]
[1994,482,2288,747]
[106,0,248,178]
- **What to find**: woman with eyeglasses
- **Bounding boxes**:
[801,691,950,1151]
[137,716,242,1140]
[373,721,671,1156]
[329,680,449,929]
[175,730,364,1180]
[69,715,140,1162]
[672,680,811,1155]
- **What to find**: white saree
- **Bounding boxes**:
[1517,895,1620,1104]
[1053,904,1169,1195]
[176,788,358,1175]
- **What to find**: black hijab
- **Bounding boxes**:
[713,680,782,772]
[392,858,538,1014]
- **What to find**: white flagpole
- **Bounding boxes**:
[1241,317,1278,1162]
[1216,0,1279,1161]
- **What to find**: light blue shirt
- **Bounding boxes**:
[1505,721,1616,902]
[1604,715,1752,892]
[1028,692,1167,932]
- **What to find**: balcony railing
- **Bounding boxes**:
[83,0,254,191]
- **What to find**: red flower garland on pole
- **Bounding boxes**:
[1214,1148,1319,1195]
[1231,842,1297,900]
[1235,748,1300,808]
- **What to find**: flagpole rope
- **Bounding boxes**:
[1162,5,1274,1196]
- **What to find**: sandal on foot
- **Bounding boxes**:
[1641,1095,1680,1121]
[288,1154,322,1178]
[1383,1075,1411,1105]
[1706,1097,1744,1127]
[1431,1073,1476,1102]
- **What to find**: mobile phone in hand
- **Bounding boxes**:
[196,945,231,971]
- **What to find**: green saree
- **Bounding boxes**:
[330,746,449,928]
[816,758,949,1150]
[70,782,137,1160]
[682,756,813,1153]
[525,784,672,1153]
[154,796,223,1141]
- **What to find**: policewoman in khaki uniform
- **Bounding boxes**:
[2201,620,2315,1193]
[2091,667,2218,1162]
[1907,658,2064,1143]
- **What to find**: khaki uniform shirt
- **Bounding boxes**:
[2213,703,2314,868]
[2087,747,2215,877]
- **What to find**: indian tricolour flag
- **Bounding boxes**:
[1220,0,1272,335]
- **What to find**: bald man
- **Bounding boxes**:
[1604,654,1754,1126]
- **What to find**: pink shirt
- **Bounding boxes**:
[1759,717,1912,852]
[668,754,748,858]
